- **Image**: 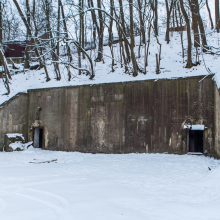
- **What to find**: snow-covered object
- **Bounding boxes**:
[183,124,206,130]
[9,141,23,151]
[6,133,24,140]
[4,133,32,152]
[9,141,33,151]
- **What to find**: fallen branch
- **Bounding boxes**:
[29,159,58,164]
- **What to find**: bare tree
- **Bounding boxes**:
[0,1,3,44]
[12,0,51,81]
[179,0,193,68]
[206,0,214,29]
[165,0,174,44]
[95,0,104,62]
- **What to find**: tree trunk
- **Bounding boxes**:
[95,0,104,62]
[216,0,220,32]
[0,1,3,44]
[179,0,193,68]
[165,0,174,44]
[206,0,214,29]
[59,0,72,81]
[137,0,146,44]
[154,0,159,36]
[109,0,115,72]
[119,0,131,62]
[129,0,138,76]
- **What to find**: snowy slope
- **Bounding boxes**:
[0,149,220,220]
[1,31,220,106]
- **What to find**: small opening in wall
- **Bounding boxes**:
[33,128,44,148]
[188,130,204,153]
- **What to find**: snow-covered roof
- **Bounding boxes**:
[183,124,206,131]
[0,74,216,110]
[6,133,24,139]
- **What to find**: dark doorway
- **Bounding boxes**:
[33,128,44,148]
[188,130,204,153]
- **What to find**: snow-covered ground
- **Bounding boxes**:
[0,149,220,220]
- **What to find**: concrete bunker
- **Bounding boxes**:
[0,75,220,157]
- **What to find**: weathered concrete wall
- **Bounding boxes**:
[0,93,28,150]
[28,88,79,151]
[0,76,216,155]
[27,76,216,155]
[214,87,220,157]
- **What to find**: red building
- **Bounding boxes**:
[3,41,27,58]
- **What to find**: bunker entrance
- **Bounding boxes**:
[188,130,204,153]
[33,128,44,148]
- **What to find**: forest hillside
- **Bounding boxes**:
[0,0,220,104]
